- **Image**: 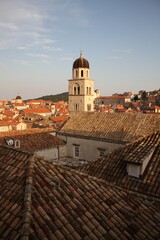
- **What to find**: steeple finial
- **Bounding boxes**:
[80,50,83,58]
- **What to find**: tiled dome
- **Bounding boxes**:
[73,52,89,69]
[16,95,22,99]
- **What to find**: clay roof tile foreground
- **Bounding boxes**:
[0,131,64,152]
[0,144,160,239]
[78,131,160,198]
[59,112,160,143]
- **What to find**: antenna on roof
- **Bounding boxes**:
[80,50,83,58]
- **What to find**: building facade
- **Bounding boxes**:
[68,52,94,113]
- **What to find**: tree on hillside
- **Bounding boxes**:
[141,91,147,101]
[133,95,139,102]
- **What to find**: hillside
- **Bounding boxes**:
[36,92,68,102]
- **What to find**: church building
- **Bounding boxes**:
[68,52,95,112]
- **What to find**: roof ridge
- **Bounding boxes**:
[61,164,160,202]
[20,155,35,239]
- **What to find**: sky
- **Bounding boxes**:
[0,0,160,100]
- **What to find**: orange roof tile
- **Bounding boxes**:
[0,145,160,239]
[50,115,69,122]
[3,110,14,117]
[24,107,51,114]
[14,103,25,106]
[59,112,160,143]
[79,131,160,198]
[27,99,45,104]
[97,95,127,99]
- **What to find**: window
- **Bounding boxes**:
[81,70,83,77]
[15,140,20,149]
[76,70,78,77]
[98,148,106,157]
[74,104,79,111]
[78,86,80,95]
[86,87,89,94]
[74,145,80,158]
[73,83,80,95]
[87,104,91,111]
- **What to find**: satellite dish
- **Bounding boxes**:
[5,139,14,146]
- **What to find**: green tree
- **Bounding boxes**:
[141,91,147,100]
[133,95,139,102]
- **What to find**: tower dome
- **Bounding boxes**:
[16,94,22,100]
[73,52,89,69]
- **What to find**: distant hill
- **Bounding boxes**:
[36,92,68,102]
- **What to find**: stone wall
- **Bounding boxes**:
[58,134,124,162]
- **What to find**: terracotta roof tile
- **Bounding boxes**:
[0,144,160,239]
[59,112,160,143]
[0,131,64,152]
[79,131,160,198]
[24,107,51,114]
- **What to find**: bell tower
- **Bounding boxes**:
[68,52,94,113]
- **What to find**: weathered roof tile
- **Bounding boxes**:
[1,143,160,239]
[59,112,160,143]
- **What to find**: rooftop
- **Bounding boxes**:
[78,131,160,198]
[59,112,160,143]
[0,144,160,239]
[0,131,64,152]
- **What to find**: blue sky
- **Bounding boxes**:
[0,0,160,100]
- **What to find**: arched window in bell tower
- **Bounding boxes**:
[87,87,89,95]
[81,70,83,77]
[78,86,80,95]
[86,70,88,78]
[76,70,78,78]
[73,83,80,95]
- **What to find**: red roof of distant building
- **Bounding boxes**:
[14,103,25,106]
[3,110,14,117]
[97,96,127,99]
[0,121,11,126]
[24,107,51,114]
[27,99,45,105]
[50,115,68,122]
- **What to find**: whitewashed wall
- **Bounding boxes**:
[35,145,66,162]
[57,134,123,162]
[0,125,11,132]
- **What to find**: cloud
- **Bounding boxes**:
[19,60,32,66]
[63,0,72,8]
[0,39,12,49]
[0,22,18,30]
[17,46,29,50]
[52,47,62,52]
[107,49,133,60]
[0,62,7,68]
[60,57,73,61]
[69,6,89,27]
[41,59,51,64]
[0,1,59,51]
[107,56,123,60]
[112,49,132,54]
[27,53,50,58]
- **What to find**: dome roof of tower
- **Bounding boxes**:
[16,95,22,99]
[73,52,90,69]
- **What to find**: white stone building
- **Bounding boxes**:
[57,112,160,162]
[68,52,95,113]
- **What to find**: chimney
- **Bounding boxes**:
[124,132,159,178]
[14,139,20,149]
